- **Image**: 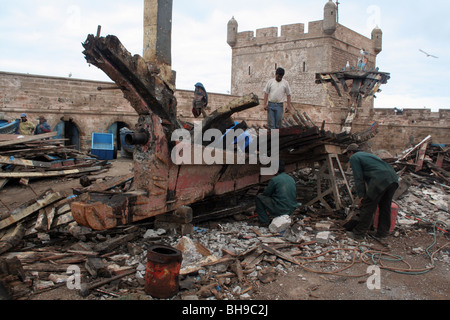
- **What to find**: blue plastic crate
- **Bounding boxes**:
[91,133,114,160]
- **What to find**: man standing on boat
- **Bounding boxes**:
[263,68,292,129]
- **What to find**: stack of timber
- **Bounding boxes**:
[0,132,110,190]
[0,175,135,299]
[390,135,450,187]
[244,108,379,164]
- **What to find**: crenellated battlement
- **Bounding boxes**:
[231,20,377,56]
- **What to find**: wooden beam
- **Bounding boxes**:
[201,94,259,134]
[0,155,52,168]
[0,166,104,179]
[260,244,299,265]
[0,224,26,255]
[0,132,58,148]
[396,135,432,163]
[0,190,63,230]
[73,173,134,195]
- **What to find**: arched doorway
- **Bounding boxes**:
[108,121,131,157]
[54,118,80,150]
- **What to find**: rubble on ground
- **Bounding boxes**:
[0,139,448,300]
[0,168,448,301]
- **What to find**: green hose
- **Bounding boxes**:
[359,220,448,275]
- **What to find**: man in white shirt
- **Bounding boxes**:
[263,68,292,129]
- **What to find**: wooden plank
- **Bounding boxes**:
[0,134,20,142]
[0,190,63,230]
[436,153,444,168]
[396,135,432,162]
[0,224,26,255]
[0,166,104,178]
[326,154,343,210]
[0,132,58,148]
[303,112,317,127]
[338,76,349,92]
[0,155,52,168]
[73,173,134,194]
[260,244,299,265]
[330,74,343,97]
[415,141,429,172]
[0,146,59,157]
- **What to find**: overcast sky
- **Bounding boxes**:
[0,0,449,111]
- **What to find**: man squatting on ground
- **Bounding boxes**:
[263,68,292,129]
[255,160,299,227]
[344,144,399,241]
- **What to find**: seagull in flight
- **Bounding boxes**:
[419,49,438,58]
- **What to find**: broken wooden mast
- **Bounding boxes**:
[315,70,390,133]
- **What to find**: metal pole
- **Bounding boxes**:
[336,0,340,24]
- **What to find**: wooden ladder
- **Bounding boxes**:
[307,152,354,211]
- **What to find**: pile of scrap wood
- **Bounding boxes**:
[0,224,142,300]
[279,108,379,145]
[0,174,135,251]
[390,135,450,187]
[0,173,134,299]
[0,132,111,190]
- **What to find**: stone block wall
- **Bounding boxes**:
[356,108,450,155]
[0,72,138,152]
[1,71,448,155]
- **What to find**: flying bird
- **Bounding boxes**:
[419,49,438,59]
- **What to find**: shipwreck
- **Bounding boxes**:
[70,2,390,231]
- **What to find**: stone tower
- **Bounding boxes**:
[323,0,337,35]
[227,0,383,110]
[227,17,238,48]
[372,26,383,54]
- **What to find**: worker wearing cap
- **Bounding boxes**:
[344,144,399,241]
[192,82,208,118]
[17,113,35,135]
[34,116,52,135]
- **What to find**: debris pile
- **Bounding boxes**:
[0,159,133,299]
[391,137,449,187]
[0,133,448,300]
[0,132,111,191]
[0,162,448,300]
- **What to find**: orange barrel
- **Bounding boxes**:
[374,202,399,233]
[145,244,183,299]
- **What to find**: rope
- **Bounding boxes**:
[359,221,449,275]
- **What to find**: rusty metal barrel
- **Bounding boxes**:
[145,244,183,299]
